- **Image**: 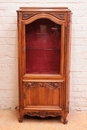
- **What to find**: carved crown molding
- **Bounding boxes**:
[22,13,65,20]
[24,82,61,89]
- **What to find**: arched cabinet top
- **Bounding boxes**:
[22,13,65,25]
[17,7,71,25]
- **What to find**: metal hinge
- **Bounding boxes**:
[22,47,24,53]
[63,82,66,109]
[24,92,26,99]
[64,26,66,75]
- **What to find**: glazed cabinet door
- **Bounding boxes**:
[21,18,65,79]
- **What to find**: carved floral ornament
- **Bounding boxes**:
[26,111,61,118]
[22,13,65,20]
[24,82,61,89]
[52,13,65,20]
[22,13,37,20]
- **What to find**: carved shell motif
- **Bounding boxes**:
[24,82,61,89]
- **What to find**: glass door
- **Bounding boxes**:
[25,18,61,75]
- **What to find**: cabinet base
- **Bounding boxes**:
[19,118,23,123]
[18,111,68,124]
[61,117,68,124]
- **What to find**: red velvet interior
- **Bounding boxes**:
[26,19,61,74]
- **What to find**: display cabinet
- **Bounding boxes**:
[17,7,71,124]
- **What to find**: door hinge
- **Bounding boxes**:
[22,47,24,53]
[24,92,26,99]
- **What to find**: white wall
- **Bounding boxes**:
[0,0,87,111]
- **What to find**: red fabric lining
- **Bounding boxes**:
[26,19,61,74]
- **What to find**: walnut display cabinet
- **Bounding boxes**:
[17,7,71,124]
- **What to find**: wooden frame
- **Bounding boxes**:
[17,7,71,124]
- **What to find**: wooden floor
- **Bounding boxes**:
[0,110,87,130]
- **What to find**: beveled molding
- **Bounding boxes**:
[24,82,61,89]
[25,111,61,118]
[22,13,65,20]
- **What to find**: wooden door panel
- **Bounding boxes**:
[24,82,63,109]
